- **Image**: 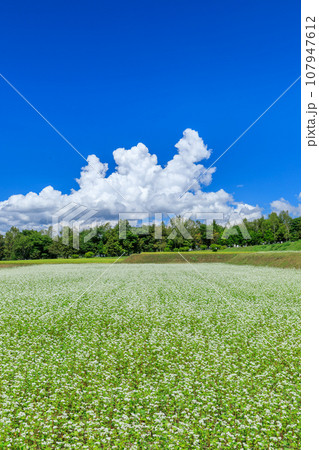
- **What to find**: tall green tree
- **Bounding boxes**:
[4,227,20,260]
[0,234,5,260]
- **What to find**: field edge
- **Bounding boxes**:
[123,251,301,269]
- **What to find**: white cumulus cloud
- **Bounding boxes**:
[270,197,301,217]
[0,128,263,232]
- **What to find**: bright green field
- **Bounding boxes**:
[0,264,300,448]
[220,240,301,253]
[0,257,126,266]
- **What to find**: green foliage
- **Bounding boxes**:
[103,236,124,257]
[222,240,301,253]
[84,251,95,258]
[48,239,72,259]
[4,226,19,259]
[0,234,5,260]
[0,211,301,261]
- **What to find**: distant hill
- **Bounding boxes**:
[221,240,301,252]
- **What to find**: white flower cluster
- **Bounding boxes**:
[0,263,300,448]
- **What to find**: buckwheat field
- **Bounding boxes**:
[0,264,300,449]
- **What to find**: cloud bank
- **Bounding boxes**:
[0,128,298,233]
[270,197,301,217]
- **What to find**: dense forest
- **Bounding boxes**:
[0,211,301,261]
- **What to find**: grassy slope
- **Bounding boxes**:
[124,251,301,269]
[221,240,301,252]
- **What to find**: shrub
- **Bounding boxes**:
[85,251,95,258]
[210,244,221,252]
[200,245,207,251]
[72,254,79,259]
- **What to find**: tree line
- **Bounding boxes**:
[0,211,301,261]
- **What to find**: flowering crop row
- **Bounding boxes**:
[0,263,300,448]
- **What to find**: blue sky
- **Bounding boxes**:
[0,0,300,228]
